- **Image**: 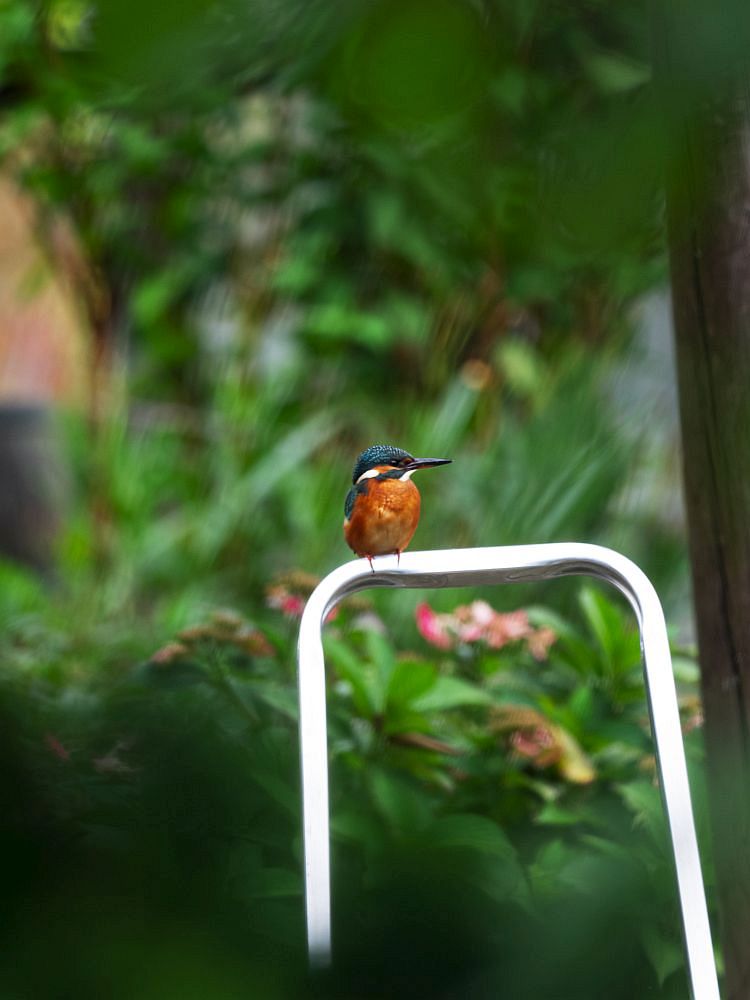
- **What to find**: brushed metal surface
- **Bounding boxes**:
[297,544,720,998]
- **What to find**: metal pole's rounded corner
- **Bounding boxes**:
[296,543,720,999]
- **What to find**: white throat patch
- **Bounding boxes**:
[355,467,415,484]
[355,467,381,484]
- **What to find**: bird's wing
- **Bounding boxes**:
[344,481,369,521]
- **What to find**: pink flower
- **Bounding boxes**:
[509,725,557,765]
[484,609,531,649]
[45,733,70,761]
[265,584,341,623]
[527,626,557,661]
[266,585,306,618]
[415,602,453,649]
[415,600,556,658]
[454,600,493,642]
[281,594,306,617]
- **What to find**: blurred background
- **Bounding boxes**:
[0,1,718,997]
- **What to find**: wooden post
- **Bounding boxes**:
[661,17,750,993]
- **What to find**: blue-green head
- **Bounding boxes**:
[351,444,451,484]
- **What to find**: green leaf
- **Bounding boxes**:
[305,304,393,350]
[526,605,579,641]
[567,684,595,728]
[535,803,587,827]
[529,839,569,882]
[386,659,437,710]
[412,676,492,713]
[429,813,515,859]
[641,922,685,986]
[429,814,530,908]
[325,635,380,717]
[584,51,651,94]
[244,761,298,816]
[254,683,299,721]
[132,266,191,326]
[579,586,617,671]
[368,769,433,833]
[364,629,396,708]
[331,809,384,845]
[618,780,668,847]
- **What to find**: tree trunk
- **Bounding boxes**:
[663,54,750,1000]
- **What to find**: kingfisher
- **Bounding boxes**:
[343,444,451,570]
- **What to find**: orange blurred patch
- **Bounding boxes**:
[0,176,90,406]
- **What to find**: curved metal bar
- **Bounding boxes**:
[297,543,719,999]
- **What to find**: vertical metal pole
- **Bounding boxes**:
[297,543,720,999]
[297,582,333,968]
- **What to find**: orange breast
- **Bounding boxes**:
[344,477,421,558]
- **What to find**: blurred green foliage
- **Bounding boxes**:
[0,570,706,997]
[0,0,722,994]
[1,0,668,391]
[0,0,692,604]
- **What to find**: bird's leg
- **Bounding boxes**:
[396,549,401,566]
[366,555,375,572]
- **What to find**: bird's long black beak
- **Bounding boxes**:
[405,457,452,472]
